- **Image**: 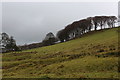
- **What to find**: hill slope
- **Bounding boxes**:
[2,27,119,78]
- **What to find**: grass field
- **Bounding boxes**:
[2,27,119,78]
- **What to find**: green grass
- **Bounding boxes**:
[2,27,119,78]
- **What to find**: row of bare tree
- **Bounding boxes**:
[57,16,117,42]
[13,16,118,51]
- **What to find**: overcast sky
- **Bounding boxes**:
[2,2,118,45]
[118,1,120,23]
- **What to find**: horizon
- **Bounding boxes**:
[2,2,118,45]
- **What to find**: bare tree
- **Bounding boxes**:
[92,16,100,30]
[0,33,18,52]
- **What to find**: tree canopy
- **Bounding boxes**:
[0,33,19,52]
[57,16,117,42]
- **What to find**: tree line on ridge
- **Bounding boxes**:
[0,16,117,52]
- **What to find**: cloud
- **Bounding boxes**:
[2,2,117,45]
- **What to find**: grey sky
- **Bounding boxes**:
[118,1,120,26]
[2,2,118,45]
[0,2,2,33]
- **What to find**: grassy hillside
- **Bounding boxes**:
[2,27,119,78]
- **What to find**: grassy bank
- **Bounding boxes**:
[2,27,119,78]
